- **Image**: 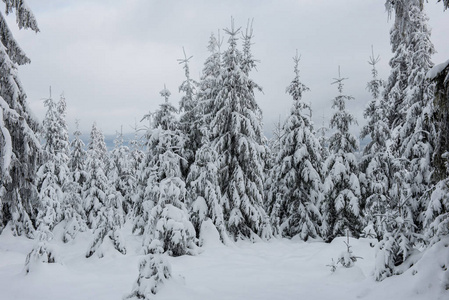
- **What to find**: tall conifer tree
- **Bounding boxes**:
[210,20,271,240]
[269,53,322,240]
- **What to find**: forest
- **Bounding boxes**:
[1,0,449,299]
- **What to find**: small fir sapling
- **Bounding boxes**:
[23,230,59,274]
[125,247,172,300]
[336,231,362,268]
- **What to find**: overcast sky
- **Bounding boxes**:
[8,0,449,139]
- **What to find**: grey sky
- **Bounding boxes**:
[9,0,449,139]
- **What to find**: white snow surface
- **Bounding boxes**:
[0,222,447,300]
[426,59,449,80]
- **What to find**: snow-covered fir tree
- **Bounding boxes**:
[359,48,392,239]
[140,87,197,256]
[209,21,271,240]
[128,123,145,217]
[395,2,435,232]
[109,128,134,215]
[197,32,222,130]
[63,119,88,242]
[268,53,322,240]
[133,86,179,235]
[35,95,69,233]
[85,189,126,258]
[88,121,108,165]
[69,120,88,187]
[83,123,110,229]
[186,130,228,244]
[322,68,362,242]
[424,60,449,245]
[374,1,435,280]
[82,123,126,257]
[178,48,200,174]
[125,253,172,300]
[0,1,40,237]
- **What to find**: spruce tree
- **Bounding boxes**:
[375,1,434,279]
[36,95,71,233]
[110,128,133,215]
[197,32,222,130]
[83,123,110,229]
[210,20,271,240]
[186,131,228,244]
[178,48,200,174]
[63,120,88,242]
[424,61,449,245]
[83,124,126,257]
[322,68,362,242]
[0,1,40,237]
[133,86,178,235]
[140,87,196,256]
[359,49,392,239]
[268,53,322,240]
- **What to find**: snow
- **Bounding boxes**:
[426,59,449,80]
[1,224,447,300]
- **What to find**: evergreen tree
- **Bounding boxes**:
[322,68,362,242]
[125,253,172,300]
[210,20,271,240]
[133,86,179,235]
[128,123,144,217]
[62,119,88,242]
[268,53,322,240]
[85,189,126,258]
[374,2,434,279]
[178,48,200,174]
[0,1,40,237]
[35,95,71,233]
[425,60,449,245]
[83,123,110,229]
[396,3,435,231]
[69,120,88,186]
[197,32,222,130]
[88,121,108,164]
[82,124,126,257]
[186,131,228,244]
[110,128,134,215]
[359,48,392,239]
[140,87,197,256]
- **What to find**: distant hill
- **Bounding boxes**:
[70,132,142,151]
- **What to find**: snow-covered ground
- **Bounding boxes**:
[0,222,447,300]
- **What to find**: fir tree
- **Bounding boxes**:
[359,48,392,239]
[0,1,40,237]
[125,253,172,300]
[110,128,134,215]
[85,190,126,258]
[186,131,228,244]
[133,86,179,235]
[268,52,322,240]
[35,94,71,233]
[322,67,362,242]
[425,61,449,245]
[178,48,200,174]
[197,32,222,130]
[140,87,197,256]
[83,123,110,229]
[62,119,88,242]
[210,20,271,240]
[128,122,144,217]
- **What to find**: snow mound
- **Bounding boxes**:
[400,237,449,298]
[426,59,449,80]
[199,219,222,248]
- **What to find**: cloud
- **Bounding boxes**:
[8,0,449,140]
